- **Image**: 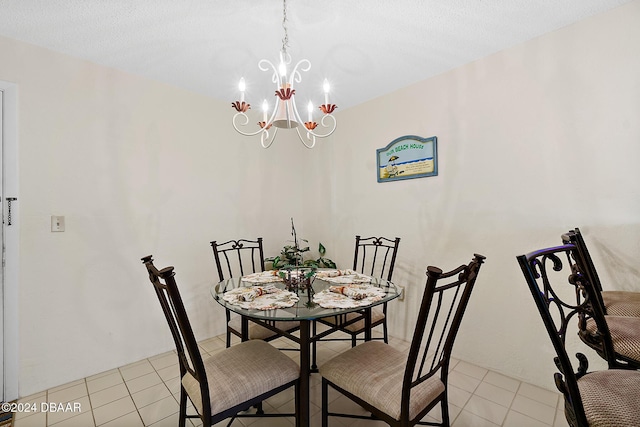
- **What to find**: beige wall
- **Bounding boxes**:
[324,0,640,388]
[1,0,639,396]
[0,35,326,395]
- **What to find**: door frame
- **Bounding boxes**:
[0,80,19,402]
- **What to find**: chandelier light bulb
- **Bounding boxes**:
[238,78,246,102]
[262,99,269,122]
[323,79,330,105]
[307,101,313,122]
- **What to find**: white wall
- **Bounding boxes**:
[1,0,639,397]
[324,0,640,389]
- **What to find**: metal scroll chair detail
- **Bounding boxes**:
[140,256,300,427]
[559,232,640,370]
[562,228,640,317]
[210,238,299,347]
[517,246,640,427]
[316,236,401,347]
[320,254,485,427]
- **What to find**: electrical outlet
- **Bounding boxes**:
[397,286,405,301]
[51,215,65,232]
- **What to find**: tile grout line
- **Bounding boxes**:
[119,360,152,427]
[21,334,566,427]
[85,378,96,427]
[506,380,559,426]
[141,353,182,427]
[452,364,561,427]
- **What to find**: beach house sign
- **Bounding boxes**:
[376,135,438,183]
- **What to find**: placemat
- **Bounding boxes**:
[223,286,299,310]
[315,269,373,284]
[313,284,386,308]
[241,270,284,284]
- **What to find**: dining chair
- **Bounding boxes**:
[557,231,640,369]
[141,255,300,427]
[320,254,485,427]
[562,228,640,317]
[210,238,299,347]
[517,246,640,426]
[316,235,401,347]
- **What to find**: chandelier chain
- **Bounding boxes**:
[281,0,289,54]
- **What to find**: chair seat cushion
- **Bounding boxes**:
[322,306,385,333]
[578,369,640,426]
[586,316,640,362]
[319,341,444,421]
[602,291,640,317]
[182,340,299,416]
[229,315,299,340]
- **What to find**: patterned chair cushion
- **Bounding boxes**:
[182,340,299,416]
[578,369,640,426]
[601,291,640,317]
[321,306,385,333]
[319,341,445,421]
[586,316,640,361]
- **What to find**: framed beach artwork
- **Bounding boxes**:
[376,135,438,183]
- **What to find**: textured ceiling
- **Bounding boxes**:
[0,0,634,110]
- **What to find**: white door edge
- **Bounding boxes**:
[0,80,19,402]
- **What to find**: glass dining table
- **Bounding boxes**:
[212,270,400,427]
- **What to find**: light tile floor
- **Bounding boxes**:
[13,331,569,427]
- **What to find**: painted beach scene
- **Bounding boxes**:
[377,136,437,182]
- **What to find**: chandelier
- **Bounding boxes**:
[231,0,337,149]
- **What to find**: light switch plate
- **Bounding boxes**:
[51,215,65,232]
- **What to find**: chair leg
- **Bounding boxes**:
[383,319,389,344]
[351,334,357,347]
[440,394,450,427]
[312,321,318,370]
[225,310,232,348]
[255,402,264,415]
[295,382,300,427]
[178,387,188,427]
[321,378,329,427]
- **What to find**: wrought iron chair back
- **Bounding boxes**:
[210,238,300,348]
[211,238,265,347]
[353,235,401,281]
[319,253,485,427]
[517,244,604,426]
[314,236,401,352]
[141,255,212,426]
[402,254,485,423]
[562,228,605,293]
[557,232,640,369]
[211,238,265,282]
[142,255,300,427]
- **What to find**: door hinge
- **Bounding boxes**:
[6,197,17,225]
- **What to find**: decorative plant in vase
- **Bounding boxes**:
[265,218,336,290]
